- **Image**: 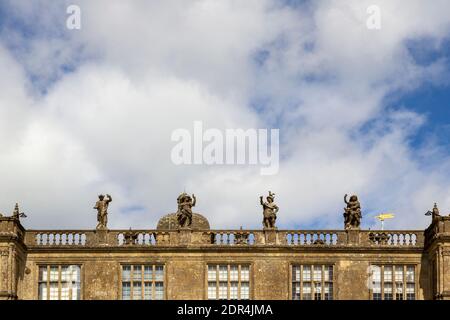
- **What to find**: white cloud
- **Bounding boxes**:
[1,0,450,231]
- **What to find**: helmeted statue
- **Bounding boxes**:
[176,192,196,228]
[94,194,112,230]
[343,194,361,229]
[260,191,279,229]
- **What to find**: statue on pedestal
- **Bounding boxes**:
[343,194,361,229]
[260,191,279,229]
[94,194,112,230]
[176,193,196,228]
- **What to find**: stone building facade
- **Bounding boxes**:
[1,200,449,300]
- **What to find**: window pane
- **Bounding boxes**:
[303,266,311,281]
[230,265,238,281]
[314,282,322,300]
[406,266,415,282]
[302,282,312,300]
[293,266,301,282]
[39,266,48,282]
[324,282,333,300]
[324,266,333,282]
[144,282,152,300]
[155,266,164,281]
[241,266,249,281]
[60,282,70,300]
[122,282,131,300]
[208,281,217,300]
[240,282,249,300]
[395,266,404,282]
[208,266,217,281]
[230,282,238,299]
[133,266,142,281]
[49,282,59,300]
[384,266,393,282]
[155,282,164,300]
[133,282,142,300]
[292,282,300,300]
[122,266,131,281]
[72,282,81,300]
[219,282,227,299]
[144,266,153,281]
[313,266,322,281]
[50,266,59,281]
[219,266,228,281]
[39,282,47,300]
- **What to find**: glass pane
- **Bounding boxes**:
[144,266,153,281]
[219,266,228,281]
[133,266,142,281]
[39,266,48,281]
[293,266,300,282]
[49,282,59,300]
[324,282,333,300]
[395,266,404,282]
[384,266,393,282]
[241,265,249,281]
[230,265,238,281]
[230,282,238,299]
[406,266,415,282]
[302,282,311,300]
[240,282,249,300]
[50,266,59,281]
[122,282,131,300]
[38,283,47,300]
[303,266,311,281]
[133,282,142,300]
[313,266,322,281]
[155,266,164,281]
[208,265,217,281]
[219,282,227,299]
[144,282,152,300]
[324,265,333,281]
[314,282,322,300]
[208,281,217,300]
[60,282,70,300]
[72,282,81,300]
[292,282,300,300]
[122,266,131,281]
[155,282,164,300]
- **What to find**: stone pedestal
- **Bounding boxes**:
[263,228,279,245]
[346,229,360,245]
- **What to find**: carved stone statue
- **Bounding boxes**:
[343,194,361,230]
[260,191,279,229]
[94,194,112,230]
[176,192,196,228]
[426,203,441,220]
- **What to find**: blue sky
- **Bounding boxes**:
[0,1,450,231]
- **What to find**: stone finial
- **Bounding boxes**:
[12,203,26,219]
[426,203,441,220]
[343,194,361,230]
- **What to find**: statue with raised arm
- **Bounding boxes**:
[94,194,112,230]
[176,192,196,228]
[343,194,361,230]
[260,191,279,229]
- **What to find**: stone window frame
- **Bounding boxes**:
[36,263,83,300]
[369,264,418,300]
[205,262,253,300]
[289,262,336,300]
[118,263,166,300]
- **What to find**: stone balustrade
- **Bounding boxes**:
[23,228,425,248]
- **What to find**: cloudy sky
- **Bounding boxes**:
[0,0,449,230]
